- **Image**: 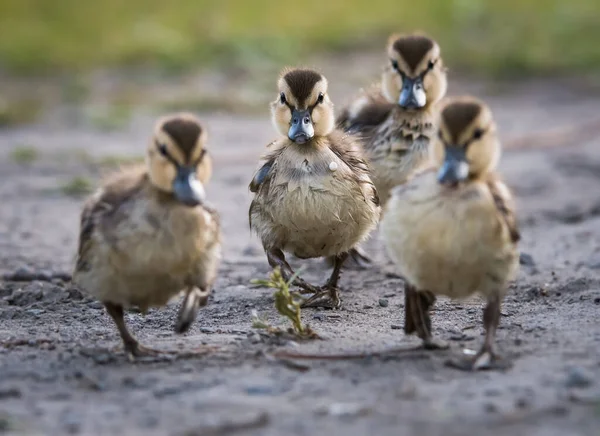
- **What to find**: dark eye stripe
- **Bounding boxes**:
[193,148,208,167]
[154,140,179,166]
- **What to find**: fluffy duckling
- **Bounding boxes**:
[73,114,221,360]
[249,68,380,309]
[381,97,520,370]
[338,33,448,207]
[332,33,448,268]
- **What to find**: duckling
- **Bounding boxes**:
[338,33,448,206]
[72,113,221,360]
[332,33,448,268]
[381,97,520,370]
[249,68,380,309]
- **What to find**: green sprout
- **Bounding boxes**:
[251,267,318,339]
[61,176,94,197]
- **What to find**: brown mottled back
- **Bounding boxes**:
[162,118,202,161]
[392,35,434,72]
[441,102,482,143]
[283,69,323,105]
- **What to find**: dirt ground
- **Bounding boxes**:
[1,64,600,435]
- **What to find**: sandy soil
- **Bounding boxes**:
[1,69,600,436]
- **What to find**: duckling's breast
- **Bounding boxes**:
[251,145,379,258]
[382,174,518,299]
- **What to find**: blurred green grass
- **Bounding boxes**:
[1,0,599,76]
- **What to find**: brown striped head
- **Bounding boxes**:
[433,97,500,185]
[382,33,447,110]
[147,113,212,206]
[271,68,335,143]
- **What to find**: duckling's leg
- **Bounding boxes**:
[348,247,372,268]
[325,247,372,270]
[447,295,511,371]
[174,286,210,334]
[266,248,319,293]
[104,302,162,361]
[404,285,449,350]
[301,252,348,309]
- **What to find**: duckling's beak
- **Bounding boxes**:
[173,166,205,207]
[399,77,426,109]
[288,109,314,144]
[437,146,469,186]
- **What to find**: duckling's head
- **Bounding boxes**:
[382,33,447,110]
[433,97,500,186]
[271,68,335,144]
[147,113,212,206]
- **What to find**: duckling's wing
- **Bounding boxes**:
[75,178,143,274]
[248,148,283,229]
[249,144,286,193]
[336,87,394,135]
[486,177,520,243]
[249,160,274,193]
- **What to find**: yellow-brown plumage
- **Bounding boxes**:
[337,33,448,207]
[381,96,519,370]
[73,113,221,359]
[249,68,380,308]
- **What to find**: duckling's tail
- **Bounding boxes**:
[175,287,210,334]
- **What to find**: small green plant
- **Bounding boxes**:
[10,145,38,164]
[62,176,94,197]
[251,267,318,339]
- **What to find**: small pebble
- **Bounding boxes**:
[313,313,324,321]
[378,299,389,308]
[519,252,536,267]
[329,161,338,172]
[484,402,498,413]
[0,387,21,399]
[200,327,215,334]
[565,366,594,388]
[391,324,402,330]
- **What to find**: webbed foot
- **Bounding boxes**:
[301,286,341,309]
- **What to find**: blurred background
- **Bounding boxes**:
[0,0,599,130]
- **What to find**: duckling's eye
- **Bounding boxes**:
[472,128,484,140]
[280,92,286,104]
[427,60,435,70]
[158,143,168,156]
[391,59,399,71]
[317,93,324,104]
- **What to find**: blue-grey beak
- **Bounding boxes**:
[173,166,205,207]
[437,146,469,186]
[288,109,314,144]
[399,76,426,109]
